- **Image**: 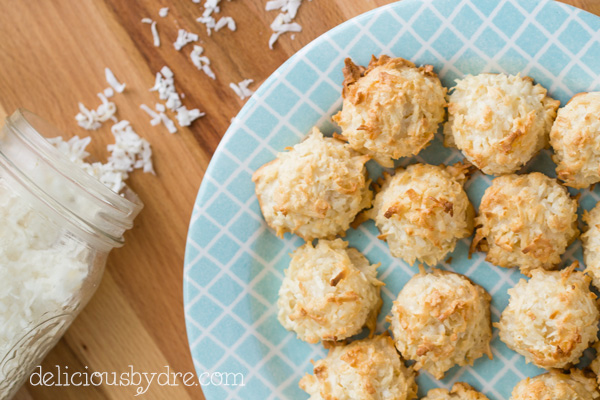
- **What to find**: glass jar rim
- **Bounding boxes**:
[0,109,144,248]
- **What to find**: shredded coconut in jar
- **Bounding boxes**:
[0,182,89,376]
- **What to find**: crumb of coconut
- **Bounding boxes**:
[103,88,114,98]
[49,120,155,193]
[196,0,236,35]
[75,93,117,131]
[142,18,160,47]
[266,0,306,49]
[160,113,177,134]
[150,67,182,111]
[140,103,178,133]
[105,68,126,93]
[174,29,199,51]
[230,79,254,100]
[176,105,205,127]
[190,45,216,79]
[159,7,169,17]
[214,16,236,32]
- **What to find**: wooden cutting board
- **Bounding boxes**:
[0,1,597,399]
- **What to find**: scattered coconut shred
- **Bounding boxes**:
[196,0,237,35]
[50,121,154,194]
[141,66,205,134]
[174,29,199,51]
[230,79,254,100]
[190,45,216,79]
[0,182,89,383]
[70,68,155,193]
[266,0,309,49]
[141,18,160,47]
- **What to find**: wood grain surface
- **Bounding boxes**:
[0,0,597,399]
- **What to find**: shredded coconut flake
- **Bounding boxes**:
[176,106,205,127]
[214,16,236,32]
[105,68,126,93]
[146,66,205,132]
[158,7,169,17]
[103,87,114,98]
[190,45,216,80]
[150,67,182,111]
[75,93,117,131]
[266,0,307,49]
[50,122,155,194]
[196,0,236,35]
[174,29,199,51]
[0,187,89,381]
[142,18,160,47]
[230,79,254,100]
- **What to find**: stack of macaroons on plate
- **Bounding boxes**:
[252,54,600,399]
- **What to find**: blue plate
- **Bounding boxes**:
[184,0,600,398]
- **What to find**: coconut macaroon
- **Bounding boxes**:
[252,127,372,240]
[591,342,600,388]
[299,334,418,400]
[444,73,559,175]
[582,201,600,289]
[551,92,600,188]
[472,172,578,276]
[510,369,600,400]
[423,382,490,400]
[389,269,492,379]
[277,239,383,344]
[367,163,474,266]
[496,265,599,369]
[332,55,446,167]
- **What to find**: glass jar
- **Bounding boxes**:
[0,110,143,399]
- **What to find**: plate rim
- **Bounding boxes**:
[183,0,600,398]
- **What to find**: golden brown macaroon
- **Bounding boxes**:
[332,55,446,167]
[389,269,492,380]
[472,172,578,276]
[550,92,600,188]
[252,127,372,240]
[581,201,600,289]
[299,334,418,400]
[590,342,600,388]
[367,162,474,266]
[444,73,559,175]
[423,382,490,400]
[496,265,599,370]
[277,239,383,344]
[510,369,600,400]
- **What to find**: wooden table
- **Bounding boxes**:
[0,0,597,399]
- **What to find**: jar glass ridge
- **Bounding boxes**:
[0,110,143,399]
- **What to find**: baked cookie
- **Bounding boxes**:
[299,334,418,400]
[496,265,599,369]
[252,127,372,240]
[368,163,474,266]
[277,239,383,344]
[472,172,578,276]
[444,73,559,175]
[510,369,600,400]
[423,382,490,400]
[389,269,492,379]
[590,342,600,389]
[551,92,600,188]
[582,201,600,289]
[333,55,446,167]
